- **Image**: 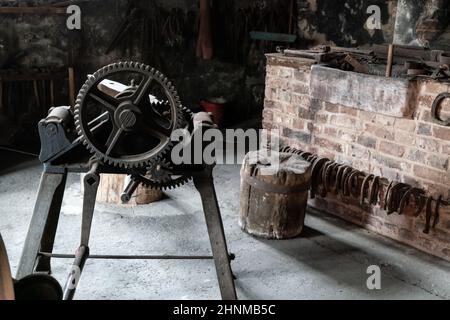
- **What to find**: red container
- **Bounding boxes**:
[200,100,225,127]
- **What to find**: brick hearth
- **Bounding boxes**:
[263,53,450,261]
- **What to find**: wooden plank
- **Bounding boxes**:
[0,6,67,14]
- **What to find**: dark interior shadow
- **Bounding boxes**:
[0,150,40,175]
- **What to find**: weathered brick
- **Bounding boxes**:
[265,65,277,77]
[417,94,435,111]
[292,82,309,95]
[395,118,416,132]
[417,137,441,153]
[262,121,272,129]
[282,127,311,143]
[277,67,294,78]
[315,113,328,124]
[348,144,370,160]
[375,114,395,127]
[417,123,432,136]
[394,130,416,146]
[282,103,296,115]
[357,135,377,149]
[373,153,411,171]
[323,102,339,113]
[309,98,322,115]
[330,114,358,129]
[352,159,371,172]
[365,123,394,140]
[291,93,310,107]
[420,109,433,123]
[297,106,312,119]
[262,109,273,122]
[293,118,306,131]
[266,78,289,91]
[379,141,406,157]
[407,149,427,163]
[293,69,310,83]
[339,106,359,117]
[264,99,275,109]
[433,126,450,141]
[277,89,292,103]
[324,126,338,137]
[314,137,343,153]
[443,144,450,155]
[426,154,449,171]
[360,110,376,123]
[265,86,277,100]
[419,80,450,96]
[340,132,357,143]
[380,167,401,182]
[414,165,446,184]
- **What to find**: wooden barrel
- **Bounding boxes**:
[239,151,312,239]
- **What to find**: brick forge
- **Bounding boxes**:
[263,53,450,261]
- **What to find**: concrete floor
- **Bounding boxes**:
[0,151,449,300]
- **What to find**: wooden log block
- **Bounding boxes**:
[0,234,14,300]
[93,174,163,206]
[239,151,312,239]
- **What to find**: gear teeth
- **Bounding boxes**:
[74,61,184,169]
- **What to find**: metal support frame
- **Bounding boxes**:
[16,171,67,279]
[193,168,237,300]
[16,164,237,300]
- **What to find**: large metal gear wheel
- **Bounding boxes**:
[74,61,183,168]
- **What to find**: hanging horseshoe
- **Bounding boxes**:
[398,187,424,216]
[383,181,394,210]
[433,196,442,228]
[431,92,450,126]
[345,170,361,197]
[423,197,434,234]
[360,174,374,206]
[310,157,329,199]
[367,176,379,205]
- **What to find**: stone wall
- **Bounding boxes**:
[263,54,450,261]
[1,0,291,148]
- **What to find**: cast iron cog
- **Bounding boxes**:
[74,61,183,168]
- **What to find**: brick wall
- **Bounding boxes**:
[263,54,450,261]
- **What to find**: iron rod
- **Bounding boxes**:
[39,252,214,260]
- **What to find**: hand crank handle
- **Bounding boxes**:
[121,179,140,203]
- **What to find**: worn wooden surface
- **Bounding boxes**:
[96,174,163,205]
[0,234,14,300]
[239,151,311,239]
